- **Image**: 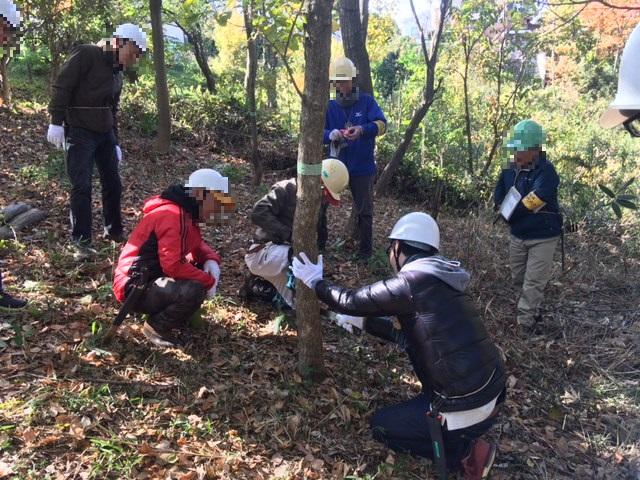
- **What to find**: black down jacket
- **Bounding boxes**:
[315,256,506,412]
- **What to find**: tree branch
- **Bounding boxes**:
[409,0,428,64]
[546,0,640,10]
[260,29,304,98]
[283,1,304,59]
[163,8,193,42]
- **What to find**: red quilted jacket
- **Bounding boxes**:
[113,187,221,302]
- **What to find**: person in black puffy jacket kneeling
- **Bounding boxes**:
[292,212,506,480]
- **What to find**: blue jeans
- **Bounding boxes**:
[370,393,498,470]
[66,126,122,243]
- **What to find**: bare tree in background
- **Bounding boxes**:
[375,0,451,195]
[243,0,262,184]
[150,0,171,153]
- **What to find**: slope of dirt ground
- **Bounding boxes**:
[1,105,639,479]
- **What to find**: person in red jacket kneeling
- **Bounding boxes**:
[113,169,235,347]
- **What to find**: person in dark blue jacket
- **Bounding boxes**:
[323,57,387,261]
[494,119,562,329]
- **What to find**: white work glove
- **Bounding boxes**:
[115,145,123,165]
[292,252,323,289]
[47,124,65,149]
[334,314,364,334]
[329,129,343,141]
[203,260,221,298]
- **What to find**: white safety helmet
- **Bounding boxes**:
[600,22,640,128]
[321,158,349,200]
[185,169,229,193]
[389,212,440,251]
[0,0,20,28]
[113,23,147,52]
[330,57,357,81]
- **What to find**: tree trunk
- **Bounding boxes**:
[190,29,216,93]
[375,97,432,195]
[360,0,369,43]
[243,0,262,185]
[150,0,172,154]
[338,0,373,94]
[48,42,61,94]
[340,0,371,238]
[462,43,474,175]
[292,0,334,382]
[0,55,11,107]
[264,43,279,109]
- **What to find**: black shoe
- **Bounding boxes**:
[242,274,278,303]
[0,292,27,309]
[103,231,126,243]
[142,321,182,348]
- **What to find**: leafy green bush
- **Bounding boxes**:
[119,72,289,144]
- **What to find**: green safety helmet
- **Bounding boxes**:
[505,119,546,151]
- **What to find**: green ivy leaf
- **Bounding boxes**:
[611,202,623,219]
[617,194,637,201]
[617,199,638,210]
[598,184,616,199]
[620,176,636,191]
[215,11,232,26]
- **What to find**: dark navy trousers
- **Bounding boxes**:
[370,393,498,469]
[66,126,122,243]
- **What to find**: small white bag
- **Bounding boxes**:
[499,186,522,221]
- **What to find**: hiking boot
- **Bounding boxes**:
[142,321,182,348]
[103,231,126,243]
[0,291,27,309]
[243,274,278,303]
[71,242,98,262]
[517,314,544,334]
[460,439,496,480]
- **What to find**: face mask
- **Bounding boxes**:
[336,86,359,107]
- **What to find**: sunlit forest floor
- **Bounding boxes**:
[1,103,638,479]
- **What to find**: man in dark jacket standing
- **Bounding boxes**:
[46,23,146,261]
[113,169,235,347]
[244,159,348,308]
[494,119,561,329]
[293,212,506,480]
[324,57,386,261]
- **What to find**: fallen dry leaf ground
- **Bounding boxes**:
[1,104,639,479]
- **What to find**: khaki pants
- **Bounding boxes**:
[509,235,559,326]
